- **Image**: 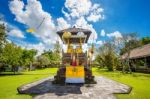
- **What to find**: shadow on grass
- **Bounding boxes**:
[0,72,56,76]
[0,72,23,76]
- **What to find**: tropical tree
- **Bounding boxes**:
[120,38,142,55]
[95,41,119,71]
[21,49,37,70]
[41,50,61,67]
[119,33,140,73]
[0,23,7,72]
[53,41,61,53]
[0,41,37,72]
[37,55,50,68]
[41,41,62,66]
[0,43,23,73]
[0,24,6,51]
[141,37,150,45]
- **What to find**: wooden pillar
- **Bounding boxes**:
[77,51,79,66]
[133,59,136,71]
[61,51,63,67]
[144,57,147,68]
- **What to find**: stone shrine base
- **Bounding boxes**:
[17,76,131,99]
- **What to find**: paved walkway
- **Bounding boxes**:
[18,77,131,99]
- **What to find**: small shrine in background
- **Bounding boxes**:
[52,27,96,84]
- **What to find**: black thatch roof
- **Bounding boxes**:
[57,27,91,43]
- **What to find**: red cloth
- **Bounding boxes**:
[72,61,77,66]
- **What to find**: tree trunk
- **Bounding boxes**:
[127,51,132,74]
[122,60,125,73]
[29,62,32,71]
[12,66,16,74]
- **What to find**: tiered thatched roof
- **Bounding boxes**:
[57,27,91,43]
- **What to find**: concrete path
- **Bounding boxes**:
[18,77,131,99]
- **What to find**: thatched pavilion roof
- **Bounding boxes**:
[120,43,150,59]
[57,27,91,43]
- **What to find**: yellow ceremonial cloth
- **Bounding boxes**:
[66,66,84,78]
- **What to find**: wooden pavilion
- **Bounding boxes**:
[120,43,150,73]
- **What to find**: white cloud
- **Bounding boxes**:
[62,0,104,43]
[75,17,97,43]
[87,4,104,22]
[9,0,105,54]
[6,39,12,43]
[75,17,87,27]
[9,0,57,44]
[62,44,67,53]
[107,31,122,39]
[9,0,66,55]
[0,20,5,25]
[82,44,88,52]
[64,0,104,22]
[9,0,104,41]
[8,29,25,38]
[26,42,45,56]
[9,0,25,23]
[64,0,92,18]
[100,29,105,37]
[57,17,71,31]
[62,8,71,20]
[96,40,103,45]
[87,14,102,22]
[0,20,25,39]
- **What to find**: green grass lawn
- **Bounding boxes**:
[0,68,58,99]
[0,67,150,99]
[92,68,150,99]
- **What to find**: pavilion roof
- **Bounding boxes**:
[120,43,150,59]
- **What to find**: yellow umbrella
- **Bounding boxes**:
[26,28,35,33]
[26,18,45,33]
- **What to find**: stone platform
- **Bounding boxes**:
[17,76,131,99]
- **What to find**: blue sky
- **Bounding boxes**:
[0,0,150,53]
[95,0,150,37]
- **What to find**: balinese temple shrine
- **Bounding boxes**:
[52,27,96,84]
